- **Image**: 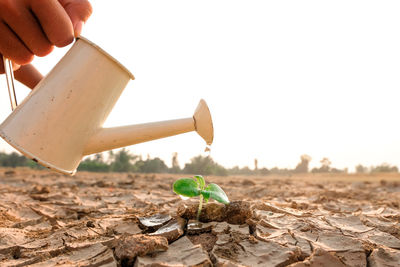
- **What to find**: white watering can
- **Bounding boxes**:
[0,37,213,175]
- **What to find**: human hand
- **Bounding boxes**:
[0,0,92,87]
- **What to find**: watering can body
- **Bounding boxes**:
[0,37,213,175]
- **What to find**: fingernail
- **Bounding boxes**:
[74,21,84,37]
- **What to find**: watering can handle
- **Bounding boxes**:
[3,56,17,111]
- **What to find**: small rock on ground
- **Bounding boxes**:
[187,220,217,235]
[368,247,400,267]
[138,214,172,231]
[288,248,346,267]
[149,217,186,242]
[136,236,212,267]
[113,234,168,266]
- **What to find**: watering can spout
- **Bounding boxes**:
[83,99,214,155]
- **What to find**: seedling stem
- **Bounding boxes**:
[197,194,204,221]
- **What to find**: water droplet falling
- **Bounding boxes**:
[204,145,211,157]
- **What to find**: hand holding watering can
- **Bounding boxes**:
[0,1,214,175]
[0,0,93,89]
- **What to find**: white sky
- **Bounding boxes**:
[1,1,400,171]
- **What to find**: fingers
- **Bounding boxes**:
[0,56,42,89]
[14,64,43,89]
[0,56,3,73]
[0,22,34,65]
[0,2,54,57]
[29,0,75,47]
[0,0,92,76]
[58,0,93,37]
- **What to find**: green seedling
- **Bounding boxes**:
[173,175,229,221]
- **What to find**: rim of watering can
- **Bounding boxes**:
[0,128,76,175]
[76,36,135,80]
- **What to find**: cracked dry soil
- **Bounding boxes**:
[0,168,400,266]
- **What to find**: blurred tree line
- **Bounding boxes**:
[0,150,398,176]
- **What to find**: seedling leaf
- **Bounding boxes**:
[194,175,206,190]
[173,178,200,197]
[203,183,230,204]
[201,190,211,203]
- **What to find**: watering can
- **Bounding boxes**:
[0,37,213,175]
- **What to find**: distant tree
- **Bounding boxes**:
[269,167,291,175]
[239,166,252,175]
[109,149,138,172]
[78,153,110,172]
[0,152,28,167]
[311,157,331,173]
[294,154,311,173]
[330,167,346,173]
[355,164,368,174]
[227,166,240,175]
[227,165,253,175]
[320,157,331,171]
[254,158,258,171]
[370,163,398,173]
[169,152,181,173]
[183,155,213,175]
[214,164,229,176]
[259,167,270,175]
[183,155,227,176]
[94,153,104,162]
[26,159,45,169]
[135,157,168,173]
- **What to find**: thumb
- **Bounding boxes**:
[58,0,93,37]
